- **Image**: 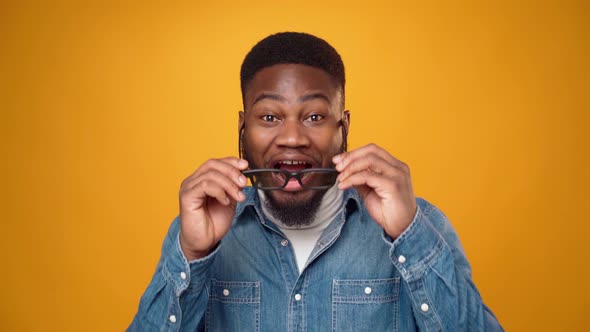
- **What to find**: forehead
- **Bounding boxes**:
[244,64,340,107]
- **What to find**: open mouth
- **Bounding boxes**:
[272,160,313,190]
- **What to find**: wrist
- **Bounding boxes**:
[179,233,212,261]
[384,206,418,239]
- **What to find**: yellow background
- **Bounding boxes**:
[1,1,588,331]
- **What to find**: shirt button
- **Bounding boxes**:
[169,315,177,323]
[364,287,372,295]
[294,294,302,301]
[180,272,187,280]
[223,289,230,296]
[421,303,430,312]
[281,239,289,247]
[398,255,407,263]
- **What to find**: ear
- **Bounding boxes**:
[342,110,350,132]
[238,111,245,159]
[238,111,245,132]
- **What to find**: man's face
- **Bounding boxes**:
[240,64,348,210]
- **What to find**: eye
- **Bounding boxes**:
[261,114,279,122]
[306,114,325,122]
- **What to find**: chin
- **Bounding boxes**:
[264,188,327,227]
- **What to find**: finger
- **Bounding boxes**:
[181,175,232,206]
[194,158,249,189]
[333,144,408,173]
[340,144,403,170]
[202,181,232,206]
[333,144,395,165]
[194,170,246,203]
[337,169,399,194]
[217,157,249,170]
[186,170,246,204]
[337,153,397,182]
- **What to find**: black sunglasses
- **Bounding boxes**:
[242,168,338,190]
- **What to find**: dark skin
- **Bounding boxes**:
[179,64,416,260]
[239,64,346,204]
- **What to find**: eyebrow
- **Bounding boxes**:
[298,93,330,104]
[252,92,331,107]
[252,93,286,105]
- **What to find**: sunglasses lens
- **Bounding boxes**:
[248,171,284,189]
[244,169,338,190]
[300,170,338,189]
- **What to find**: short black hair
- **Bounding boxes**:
[240,32,345,108]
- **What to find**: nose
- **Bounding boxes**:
[275,119,310,148]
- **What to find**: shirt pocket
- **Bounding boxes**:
[205,279,261,332]
[332,278,400,332]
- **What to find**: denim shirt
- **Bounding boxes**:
[128,188,503,331]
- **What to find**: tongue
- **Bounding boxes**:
[284,178,302,190]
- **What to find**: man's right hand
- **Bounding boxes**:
[178,157,249,261]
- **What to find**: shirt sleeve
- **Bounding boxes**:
[381,199,504,331]
[127,216,220,332]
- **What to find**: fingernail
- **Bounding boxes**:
[238,191,245,200]
[333,154,342,163]
[238,175,246,185]
[239,159,248,167]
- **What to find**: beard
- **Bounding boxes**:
[263,189,327,227]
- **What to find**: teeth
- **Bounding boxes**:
[279,160,307,165]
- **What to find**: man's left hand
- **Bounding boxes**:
[333,144,417,239]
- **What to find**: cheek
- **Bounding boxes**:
[244,129,276,161]
[246,130,274,147]
[311,130,343,154]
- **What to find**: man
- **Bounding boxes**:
[129,32,503,331]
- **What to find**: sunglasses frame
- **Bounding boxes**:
[242,168,339,190]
